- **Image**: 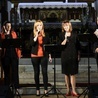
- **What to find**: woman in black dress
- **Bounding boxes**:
[59,20,80,97]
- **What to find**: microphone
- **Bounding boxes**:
[38,31,40,34]
[37,30,40,34]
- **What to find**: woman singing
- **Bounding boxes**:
[59,20,80,97]
[30,20,52,96]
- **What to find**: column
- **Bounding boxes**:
[14,3,18,30]
[94,0,98,17]
[1,0,8,26]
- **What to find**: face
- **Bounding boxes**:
[36,22,43,32]
[5,23,11,31]
[63,23,70,32]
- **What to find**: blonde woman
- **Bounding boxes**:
[59,20,80,97]
[30,20,52,96]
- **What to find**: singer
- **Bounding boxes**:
[94,17,98,69]
[30,20,52,96]
[59,20,80,97]
[0,21,22,90]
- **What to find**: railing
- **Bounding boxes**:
[13,22,96,32]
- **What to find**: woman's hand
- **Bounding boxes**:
[61,39,67,45]
[33,31,39,42]
[49,54,52,63]
[49,57,52,63]
[3,26,10,35]
[94,29,98,38]
[95,48,98,53]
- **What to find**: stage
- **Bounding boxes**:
[0,57,98,98]
[21,95,88,98]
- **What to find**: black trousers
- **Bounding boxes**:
[2,55,19,89]
[31,56,48,90]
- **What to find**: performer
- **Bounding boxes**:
[94,17,98,69]
[59,20,80,97]
[30,20,52,96]
[0,21,22,90]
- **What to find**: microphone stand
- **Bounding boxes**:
[40,44,66,98]
[1,39,22,98]
[78,34,97,98]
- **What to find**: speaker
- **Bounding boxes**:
[0,86,13,98]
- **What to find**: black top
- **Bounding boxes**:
[2,34,17,58]
[30,32,50,56]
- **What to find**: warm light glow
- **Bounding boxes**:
[11,3,14,8]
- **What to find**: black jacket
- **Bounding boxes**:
[30,32,50,56]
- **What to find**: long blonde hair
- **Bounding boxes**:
[33,20,45,37]
[62,20,72,32]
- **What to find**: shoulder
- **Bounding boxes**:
[11,30,16,34]
[11,31,17,38]
[1,32,5,39]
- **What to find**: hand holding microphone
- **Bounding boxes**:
[3,26,10,35]
[33,29,40,42]
[94,29,98,38]
[3,26,7,33]
[37,29,40,36]
[61,35,68,45]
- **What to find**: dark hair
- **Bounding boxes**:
[62,20,70,24]
[3,21,11,26]
[2,21,12,33]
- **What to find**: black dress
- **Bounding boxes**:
[59,32,80,75]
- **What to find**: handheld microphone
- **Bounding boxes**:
[38,31,40,34]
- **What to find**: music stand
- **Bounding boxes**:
[78,34,97,98]
[41,44,66,98]
[1,39,22,98]
[1,39,22,48]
